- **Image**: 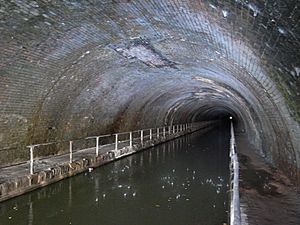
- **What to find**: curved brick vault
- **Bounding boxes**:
[0,0,299,183]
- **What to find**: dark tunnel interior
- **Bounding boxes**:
[0,0,300,185]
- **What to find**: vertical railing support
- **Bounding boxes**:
[157,128,159,138]
[129,132,132,148]
[115,134,118,151]
[140,130,143,145]
[169,126,171,135]
[173,126,175,134]
[150,129,152,140]
[95,136,100,156]
[29,146,34,175]
[163,127,166,138]
[69,141,73,163]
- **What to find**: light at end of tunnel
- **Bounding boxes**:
[229,116,233,120]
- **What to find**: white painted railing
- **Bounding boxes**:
[229,121,241,225]
[26,122,214,175]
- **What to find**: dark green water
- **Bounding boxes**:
[0,125,230,225]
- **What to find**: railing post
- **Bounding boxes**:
[129,132,132,148]
[140,130,143,145]
[95,136,100,156]
[150,129,152,140]
[157,128,159,138]
[69,141,73,163]
[168,126,171,135]
[29,146,34,175]
[173,125,175,134]
[163,127,166,138]
[177,125,179,133]
[115,134,118,151]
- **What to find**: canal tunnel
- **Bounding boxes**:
[1,0,299,183]
[0,0,300,224]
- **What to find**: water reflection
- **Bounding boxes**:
[0,125,230,225]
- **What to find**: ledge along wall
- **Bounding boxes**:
[0,0,300,186]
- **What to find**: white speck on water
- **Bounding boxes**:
[294,67,300,77]
[278,27,286,35]
[247,3,260,17]
[291,70,296,77]
[209,4,217,10]
[222,10,228,18]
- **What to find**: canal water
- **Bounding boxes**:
[0,124,230,225]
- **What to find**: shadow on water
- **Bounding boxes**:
[0,123,230,225]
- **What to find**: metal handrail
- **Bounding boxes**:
[25,121,218,175]
[26,123,202,175]
[229,121,241,225]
